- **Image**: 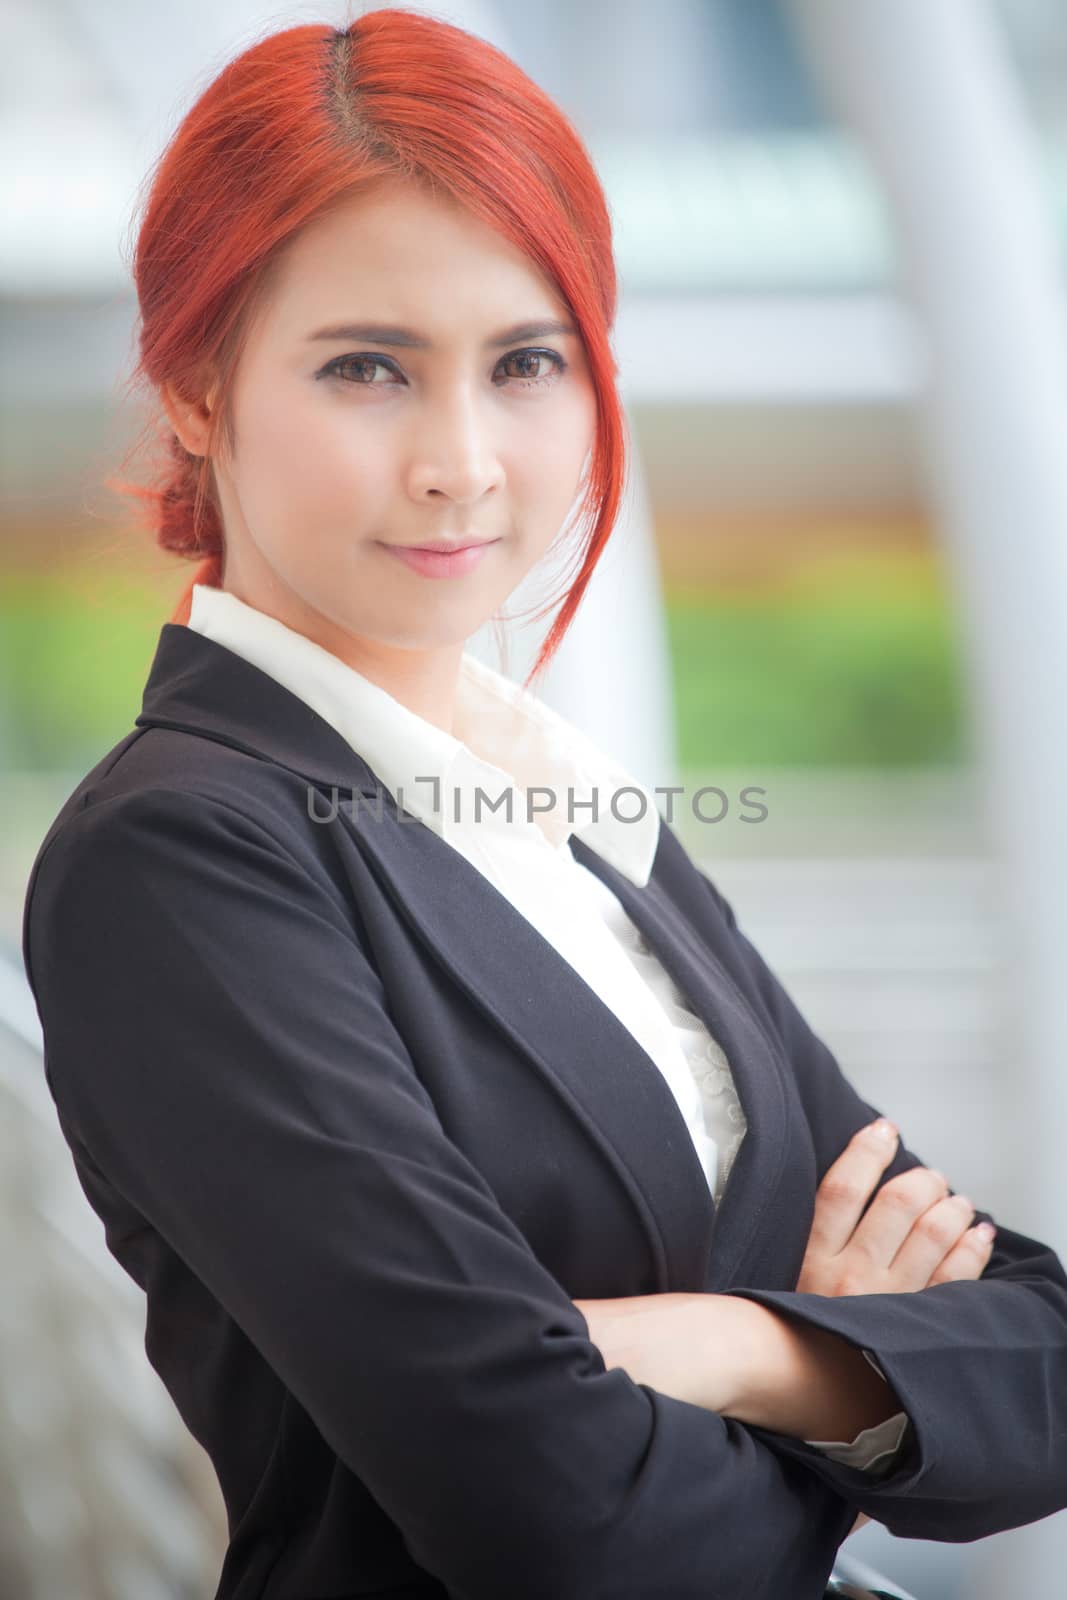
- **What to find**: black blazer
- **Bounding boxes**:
[21,621,1067,1600]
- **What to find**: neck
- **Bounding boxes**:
[217,576,464,734]
[333,636,465,734]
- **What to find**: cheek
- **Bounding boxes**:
[512,394,595,500]
[237,390,389,524]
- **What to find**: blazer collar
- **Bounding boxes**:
[136,622,788,1292]
[137,621,387,795]
[185,584,659,886]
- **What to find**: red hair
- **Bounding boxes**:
[109,8,629,690]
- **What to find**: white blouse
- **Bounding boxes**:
[186,582,909,1474]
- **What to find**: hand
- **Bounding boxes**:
[796,1119,997,1297]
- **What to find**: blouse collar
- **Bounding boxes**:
[186,583,659,887]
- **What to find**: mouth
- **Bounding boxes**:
[378,538,501,580]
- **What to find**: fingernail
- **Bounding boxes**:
[975,1222,996,1242]
[869,1119,897,1141]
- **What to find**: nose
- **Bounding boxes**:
[406,390,505,504]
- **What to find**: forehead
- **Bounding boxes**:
[258,181,563,341]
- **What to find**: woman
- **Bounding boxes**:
[21,12,1067,1599]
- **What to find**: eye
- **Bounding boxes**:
[315,347,569,391]
[494,348,569,388]
[317,354,400,387]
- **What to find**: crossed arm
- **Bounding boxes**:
[573,1288,905,1442]
[574,1113,997,1449]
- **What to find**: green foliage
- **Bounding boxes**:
[0,553,968,771]
[665,559,969,768]
[1,567,167,772]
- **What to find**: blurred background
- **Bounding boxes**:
[4,0,1067,1595]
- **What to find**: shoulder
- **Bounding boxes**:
[29,721,337,869]
[22,724,353,981]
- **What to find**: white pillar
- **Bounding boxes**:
[788,2,1067,1592]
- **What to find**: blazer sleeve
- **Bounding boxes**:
[805,1352,911,1472]
[698,869,1067,1542]
[22,786,860,1600]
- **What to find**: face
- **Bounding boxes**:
[166,178,598,703]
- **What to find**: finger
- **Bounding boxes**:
[926,1221,997,1286]
[844,1164,954,1270]
[884,1189,977,1285]
[808,1120,900,1255]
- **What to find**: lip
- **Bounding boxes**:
[379,538,501,579]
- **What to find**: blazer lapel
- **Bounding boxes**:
[568,833,791,1293]
[347,801,718,1295]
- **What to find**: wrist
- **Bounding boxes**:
[720,1300,901,1442]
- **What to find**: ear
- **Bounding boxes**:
[161,378,220,458]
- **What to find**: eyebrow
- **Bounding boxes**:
[305,317,579,350]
